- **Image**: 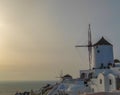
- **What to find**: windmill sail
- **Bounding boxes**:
[75,24,93,70]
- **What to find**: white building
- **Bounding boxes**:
[30,33,120,95]
[79,37,120,93]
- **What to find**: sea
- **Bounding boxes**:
[0,81,56,95]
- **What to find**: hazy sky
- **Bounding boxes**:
[0,0,120,81]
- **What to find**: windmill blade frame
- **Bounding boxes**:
[56,70,64,80]
[75,24,93,70]
[88,24,92,70]
[75,45,88,47]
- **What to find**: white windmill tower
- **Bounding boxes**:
[93,37,114,69]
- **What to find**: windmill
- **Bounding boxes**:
[56,70,64,81]
[75,24,93,70]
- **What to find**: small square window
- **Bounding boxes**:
[97,50,100,53]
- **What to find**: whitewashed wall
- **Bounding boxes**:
[97,73,105,92]
[94,45,114,68]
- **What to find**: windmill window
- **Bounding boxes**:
[100,63,104,69]
[97,50,100,53]
[100,79,102,84]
